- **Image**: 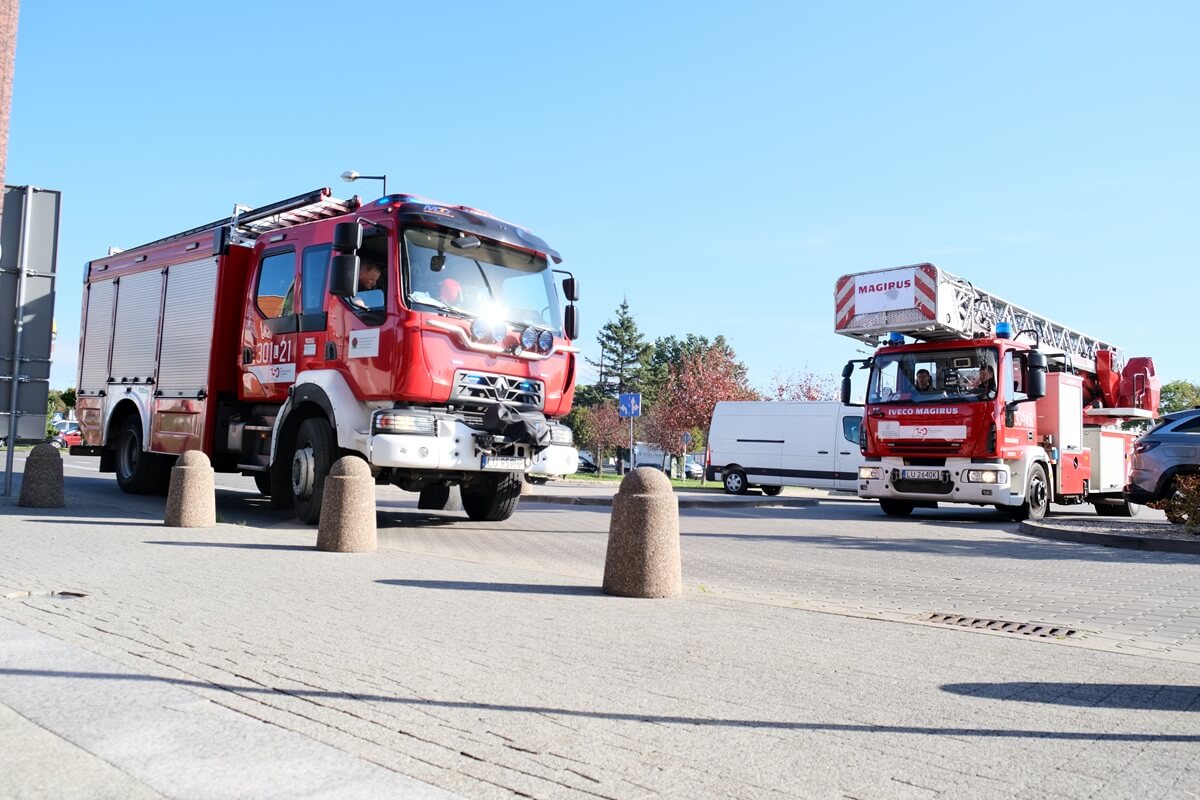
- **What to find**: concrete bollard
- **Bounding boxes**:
[316,456,377,553]
[603,467,681,598]
[18,443,65,508]
[164,450,216,528]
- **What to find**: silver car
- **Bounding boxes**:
[1126,408,1200,507]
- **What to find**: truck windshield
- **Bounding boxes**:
[402,228,562,333]
[868,347,998,404]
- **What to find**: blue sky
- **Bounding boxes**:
[9,2,1198,393]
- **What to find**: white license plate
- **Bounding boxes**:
[902,469,943,481]
[482,455,525,471]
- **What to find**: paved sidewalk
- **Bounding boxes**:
[1,469,1199,799]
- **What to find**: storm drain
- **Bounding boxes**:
[921,612,1081,639]
[3,590,88,601]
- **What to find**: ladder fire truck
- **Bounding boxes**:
[834,263,1158,521]
[74,187,580,523]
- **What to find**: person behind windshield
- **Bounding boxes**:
[972,363,997,395]
[357,259,382,292]
[914,369,934,392]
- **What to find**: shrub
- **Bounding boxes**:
[1154,474,1200,530]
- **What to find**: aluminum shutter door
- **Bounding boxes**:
[109,270,163,383]
[79,279,116,394]
[157,257,219,398]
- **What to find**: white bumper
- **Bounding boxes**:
[369,415,577,476]
[858,458,1021,507]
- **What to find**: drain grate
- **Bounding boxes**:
[922,612,1081,639]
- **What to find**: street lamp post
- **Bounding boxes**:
[340,170,388,198]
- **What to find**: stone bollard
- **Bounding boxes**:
[164,450,216,527]
[603,467,681,598]
[316,456,377,553]
[18,443,65,508]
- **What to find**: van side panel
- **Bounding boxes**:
[780,406,838,489]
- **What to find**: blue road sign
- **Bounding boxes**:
[618,392,642,418]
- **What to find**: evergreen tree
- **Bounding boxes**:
[585,300,652,398]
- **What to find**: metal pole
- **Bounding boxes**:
[3,185,31,494]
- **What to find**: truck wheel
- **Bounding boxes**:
[1007,463,1049,522]
[761,485,783,496]
[291,418,334,524]
[113,416,166,495]
[723,469,748,495]
[1093,499,1141,518]
[462,472,521,521]
[879,499,914,517]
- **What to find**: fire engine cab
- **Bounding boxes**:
[74,188,580,523]
[835,264,1158,521]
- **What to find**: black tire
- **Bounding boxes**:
[761,485,783,496]
[1093,500,1141,518]
[723,469,748,495]
[291,418,335,525]
[879,499,915,517]
[462,472,522,521]
[1007,463,1050,522]
[113,416,165,495]
[253,472,272,498]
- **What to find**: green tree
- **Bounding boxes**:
[1160,380,1200,415]
[585,300,652,399]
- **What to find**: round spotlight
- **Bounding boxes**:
[470,319,488,341]
[492,322,508,343]
[521,327,538,350]
[538,330,554,353]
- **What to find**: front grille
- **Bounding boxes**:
[885,441,963,455]
[893,479,956,494]
[452,370,544,409]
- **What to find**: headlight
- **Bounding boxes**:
[470,319,488,342]
[521,326,538,350]
[550,425,573,445]
[858,466,882,480]
[538,330,554,353]
[374,411,437,435]
[965,469,1007,484]
[492,322,508,343]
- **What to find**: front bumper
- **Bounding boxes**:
[370,414,576,476]
[858,461,1020,507]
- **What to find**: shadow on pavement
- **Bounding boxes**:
[144,541,314,551]
[18,519,165,528]
[377,579,602,596]
[942,682,1200,711]
[1,667,1196,741]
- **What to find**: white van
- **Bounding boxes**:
[706,401,864,494]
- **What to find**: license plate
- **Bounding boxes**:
[902,469,943,481]
[482,455,525,471]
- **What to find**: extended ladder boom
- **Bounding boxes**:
[834,263,1121,373]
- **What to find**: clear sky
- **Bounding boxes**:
[8,2,1198,393]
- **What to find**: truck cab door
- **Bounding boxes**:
[240,247,299,402]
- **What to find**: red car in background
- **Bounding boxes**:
[52,423,82,449]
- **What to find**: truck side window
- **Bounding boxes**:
[256,250,296,319]
[842,416,861,445]
[1004,351,1028,403]
[300,245,330,315]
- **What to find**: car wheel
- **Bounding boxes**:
[1164,482,1191,526]
[761,485,783,496]
[723,469,748,495]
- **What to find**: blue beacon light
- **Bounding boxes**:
[995,321,1013,339]
[886,332,905,345]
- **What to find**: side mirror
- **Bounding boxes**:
[1026,351,1047,400]
[329,253,359,297]
[562,277,579,302]
[333,222,362,253]
[841,376,852,405]
[564,305,579,340]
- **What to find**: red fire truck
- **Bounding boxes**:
[834,264,1158,521]
[74,188,580,523]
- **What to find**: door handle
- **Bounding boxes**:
[242,347,253,365]
[817,450,829,454]
[839,451,852,455]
